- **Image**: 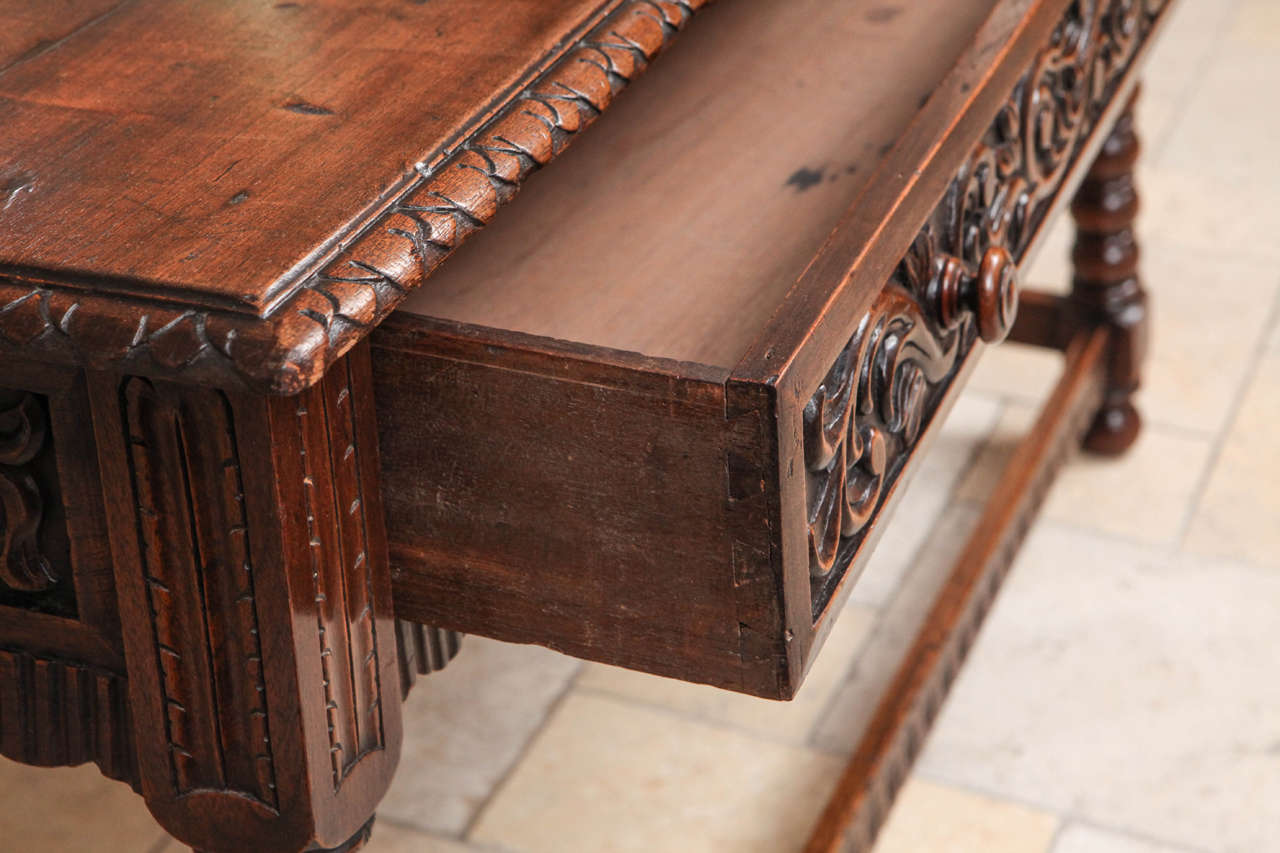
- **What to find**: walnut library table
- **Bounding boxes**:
[0,0,1173,850]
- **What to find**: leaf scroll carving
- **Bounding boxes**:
[0,390,55,591]
[804,0,1169,610]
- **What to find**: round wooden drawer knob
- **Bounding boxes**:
[974,245,1019,344]
[934,246,1019,344]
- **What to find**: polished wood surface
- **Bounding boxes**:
[0,0,1175,849]
[399,0,996,367]
[0,0,606,310]
[0,0,707,391]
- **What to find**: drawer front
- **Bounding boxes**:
[374,0,1173,699]
[764,0,1171,677]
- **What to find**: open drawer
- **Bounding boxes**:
[371,0,1170,698]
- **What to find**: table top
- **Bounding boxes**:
[0,0,707,391]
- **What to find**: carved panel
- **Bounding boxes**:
[294,354,386,787]
[98,343,402,850]
[805,0,1168,611]
[121,379,278,809]
[0,391,54,592]
[0,388,79,618]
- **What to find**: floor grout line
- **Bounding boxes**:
[456,660,584,845]
[144,833,173,853]
[910,769,1217,853]
[803,397,1006,753]
[570,682,836,753]
[1174,283,1280,550]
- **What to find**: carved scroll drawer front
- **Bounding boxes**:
[372,0,1170,698]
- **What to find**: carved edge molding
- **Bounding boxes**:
[0,0,710,394]
[0,647,137,787]
[804,0,1169,612]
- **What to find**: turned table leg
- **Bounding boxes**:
[88,343,403,853]
[1071,91,1147,455]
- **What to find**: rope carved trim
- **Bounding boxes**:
[0,1,708,393]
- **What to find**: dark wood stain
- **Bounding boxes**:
[786,166,826,192]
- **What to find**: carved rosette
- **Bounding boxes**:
[804,0,1167,606]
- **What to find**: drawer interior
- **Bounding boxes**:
[396,0,996,368]
[377,0,1012,700]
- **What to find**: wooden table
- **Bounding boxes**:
[0,0,1174,850]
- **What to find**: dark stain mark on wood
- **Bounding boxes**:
[275,2,301,8]
[229,190,250,206]
[866,6,902,23]
[786,166,825,192]
[282,100,334,116]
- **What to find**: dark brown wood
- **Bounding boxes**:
[805,325,1110,853]
[0,0,710,392]
[0,364,130,785]
[396,621,462,699]
[381,0,1175,698]
[1072,93,1148,455]
[86,342,403,853]
[0,1,1178,849]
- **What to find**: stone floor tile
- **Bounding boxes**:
[1226,0,1280,49]
[1156,37,1280,188]
[1184,343,1280,569]
[958,406,1211,546]
[871,778,1058,853]
[1138,246,1279,435]
[469,692,842,853]
[916,524,1280,853]
[971,243,1279,437]
[1052,823,1197,853]
[849,393,1002,607]
[576,598,875,745]
[379,636,580,835]
[1142,0,1240,104]
[965,342,1064,409]
[812,506,981,755]
[0,760,167,852]
[366,822,477,853]
[1143,164,1280,263]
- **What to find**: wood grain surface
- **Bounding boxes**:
[398,0,996,368]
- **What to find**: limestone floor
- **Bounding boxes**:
[3,0,1278,850]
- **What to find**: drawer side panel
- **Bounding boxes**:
[371,325,786,696]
